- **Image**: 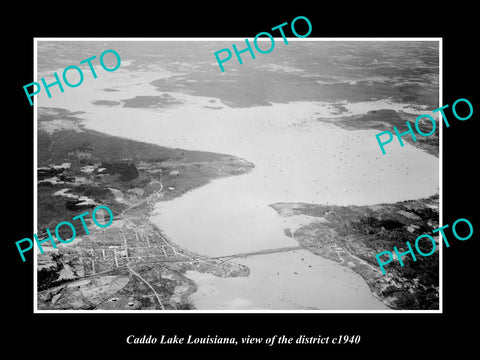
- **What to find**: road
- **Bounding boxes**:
[120,181,163,231]
[127,263,165,310]
[212,244,324,260]
[119,182,167,310]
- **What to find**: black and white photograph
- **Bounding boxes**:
[5,6,478,356]
[34,39,440,312]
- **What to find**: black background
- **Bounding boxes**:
[4,3,477,356]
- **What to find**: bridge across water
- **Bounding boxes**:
[211,244,323,260]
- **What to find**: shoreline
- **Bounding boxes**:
[34,40,439,311]
[36,112,255,310]
[36,104,438,310]
[269,194,440,310]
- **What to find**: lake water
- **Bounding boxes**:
[37,40,439,310]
